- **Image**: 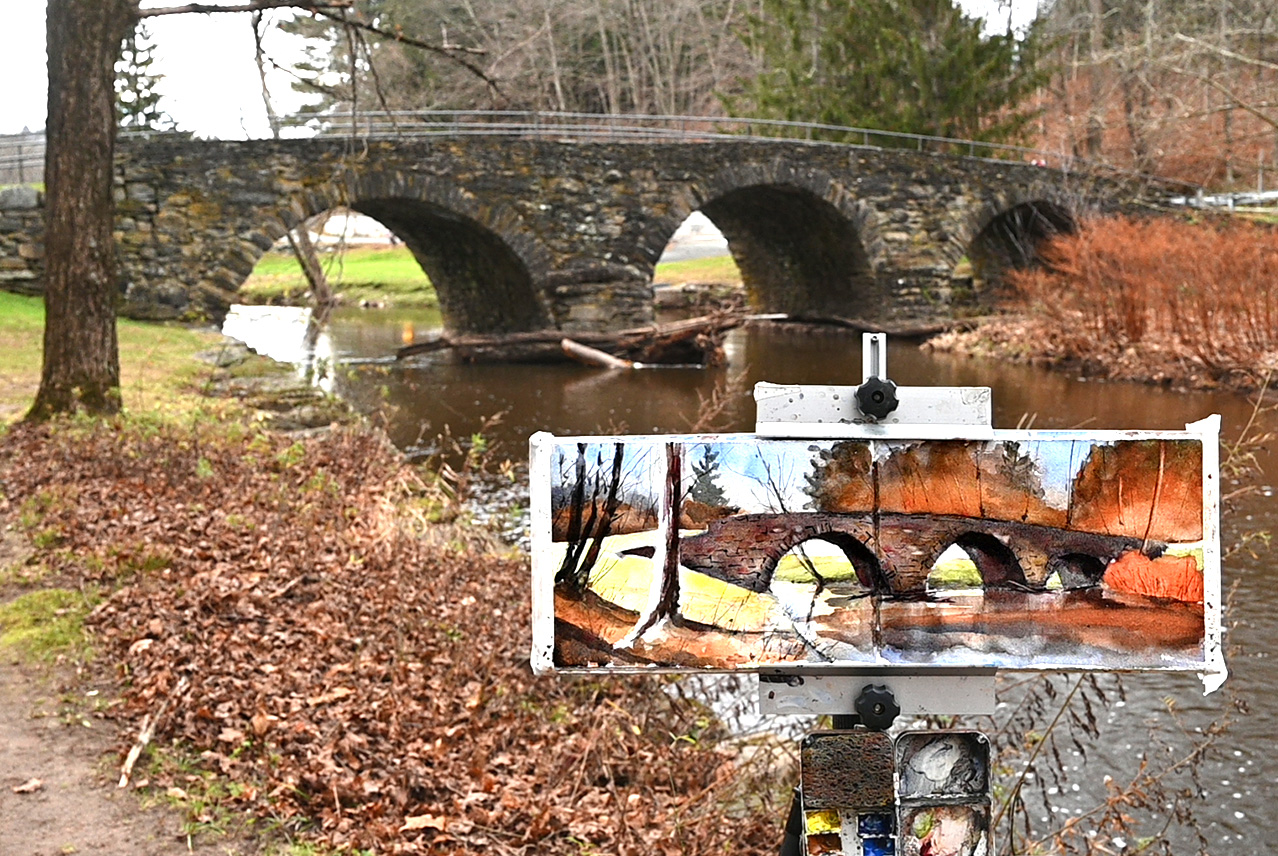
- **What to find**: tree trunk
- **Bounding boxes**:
[28,0,136,419]
[285,219,334,308]
[1085,0,1105,157]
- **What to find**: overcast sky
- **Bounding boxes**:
[1,1,1039,139]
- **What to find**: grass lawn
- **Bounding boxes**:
[0,291,230,423]
[242,245,439,307]
[652,254,742,286]
[242,245,745,307]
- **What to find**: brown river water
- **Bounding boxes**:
[224,303,1276,851]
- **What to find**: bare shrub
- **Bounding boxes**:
[1008,216,1278,385]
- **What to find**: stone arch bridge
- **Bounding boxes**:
[2,134,1165,333]
[678,511,1150,596]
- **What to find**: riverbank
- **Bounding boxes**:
[926,215,1278,395]
[0,302,783,855]
[0,417,781,855]
[922,314,1274,392]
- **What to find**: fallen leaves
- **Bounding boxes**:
[0,419,787,855]
[400,813,448,832]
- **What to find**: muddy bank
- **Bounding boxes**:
[923,315,1276,394]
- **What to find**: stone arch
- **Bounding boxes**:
[260,171,553,335]
[954,194,1079,302]
[926,532,1030,591]
[762,528,883,592]
[657,164,877,317]
[1046,552,1108,590]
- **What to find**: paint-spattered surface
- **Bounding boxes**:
[800,731,896,856]
[897,733,989,799]
[802,732,895,809]
[897,732,993,856]
[530,426,1223,684]
[899,805,990,856]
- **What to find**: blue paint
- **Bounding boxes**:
[862,837,895,856]
[858,813,894,836]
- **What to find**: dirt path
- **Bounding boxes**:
[0,660,245,856]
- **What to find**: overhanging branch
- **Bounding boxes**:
[138,0,351,17]
[312,10,503,100]
[1173,32,1278,74]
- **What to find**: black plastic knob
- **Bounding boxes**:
[854,684,900,731]
[855,377,899,421]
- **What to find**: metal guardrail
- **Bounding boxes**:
[282,109,1062,158]
[2,111,1202,192]
[268,110,1203,191]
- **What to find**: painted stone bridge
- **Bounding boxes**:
[2,135,1155,332]
[678,511,1149,595]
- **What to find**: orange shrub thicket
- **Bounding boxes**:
[1007,216,1278,381]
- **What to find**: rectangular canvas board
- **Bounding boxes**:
[529,420,1224,692]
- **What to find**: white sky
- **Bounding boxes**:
[1,0,1040,139]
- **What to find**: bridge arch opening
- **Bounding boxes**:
[770,533,881,594]
[959,200,1077,301]
[240,202,548,336]
[351,198,548,335]
[1047,553,1108,590]
[927,534,1029,593]
[243,208,431,308]
[696,185,874,316]
[651,212,743,313]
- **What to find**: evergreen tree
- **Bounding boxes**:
[736,0,1048,145]
[688,447,729,507]
[115,22,175,131]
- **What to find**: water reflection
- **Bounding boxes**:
[224,304,1276,850]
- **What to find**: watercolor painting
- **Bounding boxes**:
[530,427,1222,682]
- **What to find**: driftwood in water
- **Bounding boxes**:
[560,338,635,369]
[396,312,742,365]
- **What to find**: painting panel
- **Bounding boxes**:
[529,424,1223,689]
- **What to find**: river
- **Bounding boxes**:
[223,303,1274,852]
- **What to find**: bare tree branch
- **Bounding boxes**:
[310,9,503,100]
[1173,32,1278,74]
[1159,61,1278,132]
[138,0,350,18]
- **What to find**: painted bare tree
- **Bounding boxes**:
[618,442,681,647]
[555,442,626,597]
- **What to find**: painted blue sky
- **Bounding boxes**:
[551,436,1129,515]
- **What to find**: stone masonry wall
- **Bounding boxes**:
[0,186,43,296]
[0,136,1151,333]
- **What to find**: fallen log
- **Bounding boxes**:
[396,311,743,365]
[752,313,983,338]
[561,338,635,369]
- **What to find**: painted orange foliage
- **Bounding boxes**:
[1103,551,1204,604]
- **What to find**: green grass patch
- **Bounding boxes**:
[242,246,439,307]
[241,244,743,304]
[927,557,983,590]
[653,254,742,286]
[0,587,98,661]
[773,553,864,584]
[0,291,228,422]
